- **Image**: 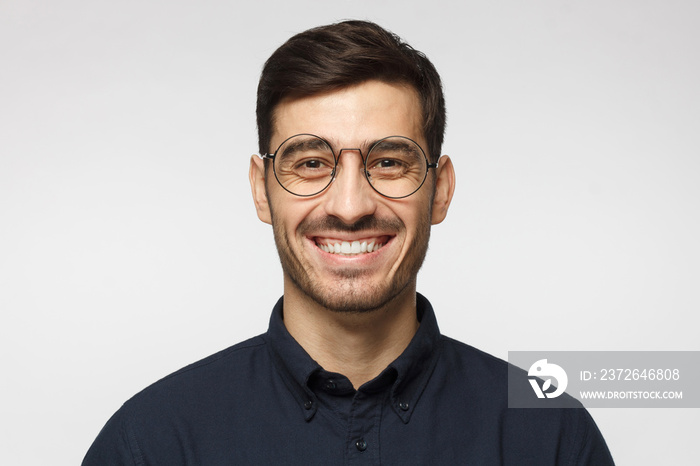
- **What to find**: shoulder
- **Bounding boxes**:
[82,335,271,465]
[150,335,267,384]
[436,335,512,385]
[127,334,269,408]
[432,336,615,465]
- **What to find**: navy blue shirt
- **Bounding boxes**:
[83,294,614,465]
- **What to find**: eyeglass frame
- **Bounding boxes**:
[260,133,439,199]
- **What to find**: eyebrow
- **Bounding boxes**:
[369,139,419,153]
[279,136,331,157]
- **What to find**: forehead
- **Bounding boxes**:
[270,80,424,149]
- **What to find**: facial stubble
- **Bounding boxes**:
[269,206,432,314]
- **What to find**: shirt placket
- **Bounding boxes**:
[345,390,383,465]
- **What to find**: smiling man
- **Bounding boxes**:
[83,21,614,465]
[249,78,450,389]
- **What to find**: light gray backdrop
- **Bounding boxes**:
[1,0,698,464]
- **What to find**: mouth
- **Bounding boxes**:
[313,236,392,256]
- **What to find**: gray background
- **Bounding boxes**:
[1,0,698,464]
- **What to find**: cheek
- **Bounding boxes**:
[269,196,320,239]
[392,199,432,237]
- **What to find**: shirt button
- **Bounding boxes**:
[325,379,337,390]
[303,400,313,410]
[355,438,367,452]
[399,401,409,411]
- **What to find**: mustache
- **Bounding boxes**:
[298,215,404,235]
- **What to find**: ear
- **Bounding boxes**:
[431,155,456,225]
[249,155,272,225]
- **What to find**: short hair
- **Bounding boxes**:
[256,20,446,162]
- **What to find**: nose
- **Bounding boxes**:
[322,149,378,225]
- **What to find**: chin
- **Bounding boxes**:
[292,274,412,314]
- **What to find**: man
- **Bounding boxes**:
[84,20,614,465]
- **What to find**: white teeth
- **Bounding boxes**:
[317,240,385,256]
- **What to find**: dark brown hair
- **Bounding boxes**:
[256,20,446,162]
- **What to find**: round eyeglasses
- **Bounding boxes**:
[261,134,438,199]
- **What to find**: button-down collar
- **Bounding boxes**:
[263,293,441,424]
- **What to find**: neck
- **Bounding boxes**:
[282,278,420,389]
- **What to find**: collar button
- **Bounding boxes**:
[399,401,409,411]
[324,379,337,390]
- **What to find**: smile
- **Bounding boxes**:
[314,237,389,256]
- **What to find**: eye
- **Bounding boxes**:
[303,159,324,169]
[368,158,406,171]
[296,158,330,170]
[291,156,334,179]
[377,159,397,168]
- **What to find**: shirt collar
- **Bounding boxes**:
[263,293,441,424]
[264,297,322,421]
[386,293,442,423]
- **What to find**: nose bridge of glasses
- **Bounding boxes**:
[336,147,366,163]
[333,147,368,176]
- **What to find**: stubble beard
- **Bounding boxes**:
[270,212,431,314]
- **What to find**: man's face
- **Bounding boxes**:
[250,80,453,313]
